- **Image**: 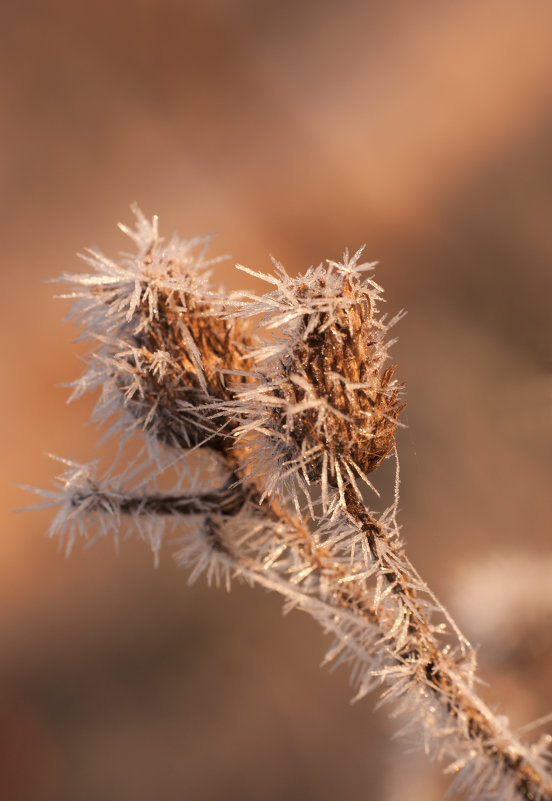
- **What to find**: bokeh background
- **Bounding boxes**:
[2,1,551,799]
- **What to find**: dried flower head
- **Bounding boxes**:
[230,249,405,505]
[59,205,254,452]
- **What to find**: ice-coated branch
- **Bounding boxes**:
[226,249,552,799]
[175,512,552,801]
[38,209,552,801]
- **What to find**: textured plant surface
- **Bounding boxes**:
[34,208,552,801]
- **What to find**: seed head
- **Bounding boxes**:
[59,206,254,452]
[231,249,405,505]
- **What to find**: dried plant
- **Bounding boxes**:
[33,208,552,801]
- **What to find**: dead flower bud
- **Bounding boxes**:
[230,249,405,505]
[58,206,254,452]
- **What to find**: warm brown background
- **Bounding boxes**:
[2,1,551,800]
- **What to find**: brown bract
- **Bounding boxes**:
[119,290,255,451]
[280,279,403,482]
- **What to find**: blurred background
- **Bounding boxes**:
[2,1,551,799]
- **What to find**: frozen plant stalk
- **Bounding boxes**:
[37,208,552,801]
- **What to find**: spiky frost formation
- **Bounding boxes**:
[59,205,254,451]
[229,250,404,506]
[27,454,246,563]
[35,213,552,801]
[174,502,552,801]
[36,453,552,800]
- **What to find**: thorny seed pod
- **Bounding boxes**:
[229,250,405,505]
[59,206,255,453]
[282,276,403,478]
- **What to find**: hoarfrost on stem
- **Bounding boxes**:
[32,208,552,801]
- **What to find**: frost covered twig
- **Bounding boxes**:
[36,207,552,801]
